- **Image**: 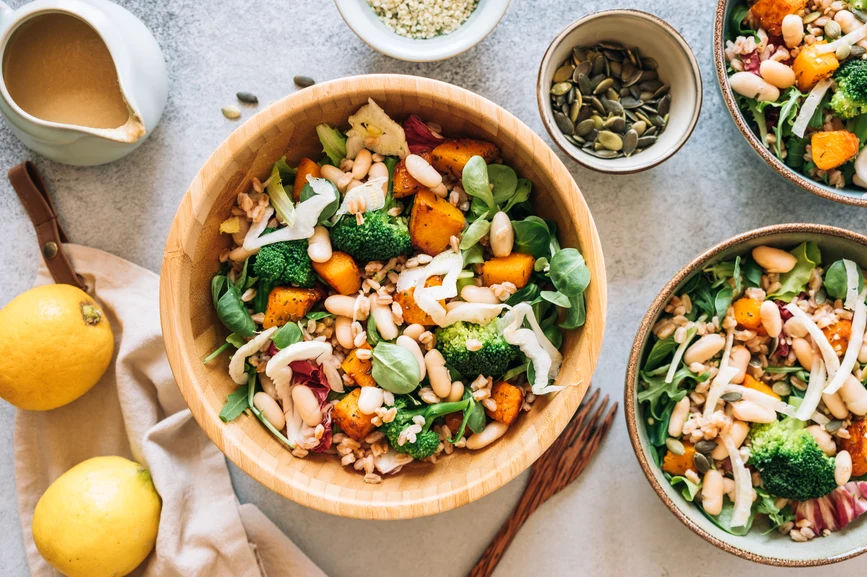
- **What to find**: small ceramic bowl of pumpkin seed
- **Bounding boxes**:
[537,10,703,174]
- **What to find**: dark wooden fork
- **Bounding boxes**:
[468,388,617,577]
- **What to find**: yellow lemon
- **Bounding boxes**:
[0,284,113,410]
[32,456,161,577]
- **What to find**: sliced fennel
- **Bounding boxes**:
[823,289,867,395]
[792,79,832,138]
[720,430,752,528]
[266,161,296,226]
[845,260,861,310]
[347,98,410,158]
[795,355,826,421]
[665,325,699,384]
[704,366,740,419]
[413,251,464,326]
[500,303,564,395]
[815,23,867,54]
[335,177,387,216]
[228,327,277,384]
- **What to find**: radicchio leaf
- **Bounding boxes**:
[794,482,867,534]
[403,114,445,151]
[742,52,761,75]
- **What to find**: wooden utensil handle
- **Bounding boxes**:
[468,495,540,577]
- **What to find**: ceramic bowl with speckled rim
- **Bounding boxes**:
[625,223,867,566]
[537,9,702,174]
[714,0,867,206]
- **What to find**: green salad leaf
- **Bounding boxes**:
[670,475,701,502]
[769,241,821,302]
[371,342,419,394]
[462,156,496,217]
[488,164,518,205]
[512,216,550,258]
[825,259,864,300]
[272,322,303,350]
[316,124,347,165]
[220,385,250,422]
[644,336,677,371]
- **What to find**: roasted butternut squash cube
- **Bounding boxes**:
[431,138,500,180]
[263,286,321,328]
[481,253,535,289]
[485,382,524,426]
[293,157,320,202]
[409,190,466,255]
[341,344,375,388]
[733,297,762,330]
[793,43,839,92]
[743,374,781,400]
[392,151,432,198]
[312,251,361,296]
[750,0,806,36]
[394,276,443,326]
[333,388,376,441]
[662,442,696,476]
[822,317,853,356]
[811,131,859,171]
[839,419,867,477]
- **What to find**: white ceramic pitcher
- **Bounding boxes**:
[0,0,168,165]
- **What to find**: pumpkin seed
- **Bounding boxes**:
[565,134,582,146]
[641,70,659,82]
[554,112,574,135]
[599,40,624,50]
[623,129,638,156]
[721,392,743,402]
[221,105,241,119]
[575,118,596,136]
[851,45,867,58]
[567,86,576,104]
[294,75,315,88]
[803,10,821,24]
[554,65,575,83]
[694,452,711,474]
[236,91,258,104]
[587,148,619,158]
[576,106,593,124]
[573,46,587,63]
[837,44,852,60]
[576,60,592,77]
[640,80,663,92]
[636,135,658,147]
[772,381,792,397]
[592,53,605,75]
[652,84,671,99]
[606,88,621,102]
[604,116,626,133]
[825,20,842,39]
[621,96,643,109]
[644,126,658,137]
[610,61,622,79]
[666,437,685,456]
[593,77,614,95]
[569,99,582,122]
[658,94,672,117]
[641,56,658,70]
[622,68,643,88]
[591,115,603,130]
[597,130,623,151]
[604,48,624,62]
[853,7,867,22]
[578,73,593,95]
[695,440,718,454]
[551,81,573,96]
[607,99,624,115]
[826,419,844,433]
[590,96,606,114]
[631,120,647,136]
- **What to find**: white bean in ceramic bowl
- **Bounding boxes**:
[537,10,702,174]
[333,0,510,62]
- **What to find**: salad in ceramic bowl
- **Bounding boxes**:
[205,99,592,483]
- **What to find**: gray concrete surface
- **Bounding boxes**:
[2,0,867,575]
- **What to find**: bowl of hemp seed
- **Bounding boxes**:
[537,9,703,174]
[334,0,511,62]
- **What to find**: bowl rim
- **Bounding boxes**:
[624,222,867,566]
[332,0,511,62]
[160,73,608,519]
[713,0,867,207]
[536,8,703,175]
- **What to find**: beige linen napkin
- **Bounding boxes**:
[14,243,327,577]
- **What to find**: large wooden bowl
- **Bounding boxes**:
[160,75,607,519]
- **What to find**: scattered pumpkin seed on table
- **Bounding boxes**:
[549,40,669,159]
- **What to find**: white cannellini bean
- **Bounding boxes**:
[368,161,389,195]
[230,245,259,263]
[723,478,736,500]
[346,179,363,191]
[836,450,853,486]
[731,400,777,423]
[729,345,751,384]
[712,420,750,459]
[292,385,322,426]
[402,323,425,341]
[667,397,691,437]
[460,285,500,304]
[325,295,367,319]
[396,335,426,380]
[702,469,725,516]
[823,390,850,420]
[859,340,867,364]
[807,424,837,456]
[425,349,453,399]
[466,421,509,450]
[253,392,286,430]
[791,337,814,370]
[351,149,372,180]
[307,226,333,263]
[785,317,808,338]
[405,154,443,189]
[839,374,867,416]
[489,211,514,258]
[447,381,465,403]
[320,164,345,186]
[836,9,861,34]
[760,300,783,338]
[729,72,780,102]
[759,60,796,89]
[752,246,797,273]
[358,387,384,415]
[782,14,805,48]
[371,301,398,340]
[683,333,726,365]
[335,316,354,349]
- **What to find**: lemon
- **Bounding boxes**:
[0,284,113,410]
[32,456,161,577]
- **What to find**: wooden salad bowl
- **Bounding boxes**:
[159,74,607,519]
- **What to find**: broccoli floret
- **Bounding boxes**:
[330,209,412,262]
[830,60,867,119]
[748,418,837,501]
[252,229,316,288]
[380,396,470,460]
[435,321,518,380]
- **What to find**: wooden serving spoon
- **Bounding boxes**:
[468,388,617,577]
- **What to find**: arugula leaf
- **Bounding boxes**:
[220,386,250,422]
[638,365,706,420]
[644,336,677,371]
[715,286,734,320]
[272,322,302,350]
[774,88,806,159]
